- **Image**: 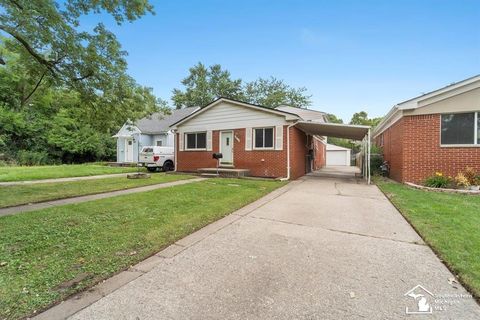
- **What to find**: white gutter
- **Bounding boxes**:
[172,129,178,172]
[367,128,371,185]
[280,122,298,181]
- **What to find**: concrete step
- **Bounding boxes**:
[198,168,250,178]
[200,173,220,177]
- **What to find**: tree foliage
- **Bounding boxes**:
[243,77,311,108]
[0,3,165,165]
[172,63,312,109]
[349,111,382,127]
[0,0,157,114]
[325,113,343,124]
[172,62,244,108]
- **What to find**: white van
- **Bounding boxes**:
[138,146,174,172]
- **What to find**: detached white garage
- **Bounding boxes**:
[326,144,351,166]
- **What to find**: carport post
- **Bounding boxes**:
[367,128,371,185]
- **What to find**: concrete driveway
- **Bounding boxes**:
[66,169,480,320]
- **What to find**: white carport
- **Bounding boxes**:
[294,121,372,184]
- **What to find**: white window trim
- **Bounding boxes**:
[440,111,480,147]
[155,140,163,146]
[184,132,207,151]
[253,127,275,150]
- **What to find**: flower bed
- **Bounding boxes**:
[406,182,480,195]
[422,168,480,192]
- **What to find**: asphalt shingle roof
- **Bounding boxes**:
[276,106,327,122]
[135,107,199,134]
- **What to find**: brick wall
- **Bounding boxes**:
[176,126,324,179]
[403,114,480,183]
[378,114,480,184]
[313,139,326,170]
[378,119,404,182]
[232,127,288,178]
[289,126,309,179]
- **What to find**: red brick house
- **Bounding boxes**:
[373,75,480,184]
[170,98,328,179]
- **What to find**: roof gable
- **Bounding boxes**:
[374,75,480,137]
[276,105,326,122]
[170,98,300,129]
[397,74,480,110]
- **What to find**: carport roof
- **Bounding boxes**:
[295,121,370,140]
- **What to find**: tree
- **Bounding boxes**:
[325,113,343,124]
[0,41,166,164]
[350,111,382,127]
[0,0,157,113]
[243,77,311,108]
[172,63,312,109]
[172,62,244,108]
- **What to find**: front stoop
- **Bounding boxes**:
[198,168,250,178]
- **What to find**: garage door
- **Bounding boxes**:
[326,150,348,166]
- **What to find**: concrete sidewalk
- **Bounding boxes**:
[0,173,133,186]
[35,174,480,320]
[0,178,205,217]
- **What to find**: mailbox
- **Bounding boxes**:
[212,153,223,159]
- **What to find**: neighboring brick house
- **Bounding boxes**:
[373,75,480,184]
[170,98,329,179]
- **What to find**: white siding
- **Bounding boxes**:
[206,130,213,151]
[178,101,289,133]
[153,134,168,146]
[116,123,141,136]
[275,125,283,150]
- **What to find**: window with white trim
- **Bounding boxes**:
[156,140,163,146]
[185,132,207,150]
[441,112,479,145]
[254,127,274,149]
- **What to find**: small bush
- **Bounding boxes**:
[475,176,480,186]
[463,167,477,185]
[16,150,52,166]
[455,172,471,188]
[424,172,452,188]
[370,154,383,175]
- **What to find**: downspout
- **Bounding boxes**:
[172,129,178,172]
[280,121,298,181]
[367,128,371,185]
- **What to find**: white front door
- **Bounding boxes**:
[220,131,233,165]
[125,138,134,162]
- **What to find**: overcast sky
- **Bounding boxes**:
[84,0,480,122]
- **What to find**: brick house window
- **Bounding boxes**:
[254,127,274,149]
[185,132,207,150]
[441,112,478,145]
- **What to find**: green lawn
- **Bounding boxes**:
[0,178,285,319]
[0,163,144,182]
[376,178,480,299]
[0,173,194,208]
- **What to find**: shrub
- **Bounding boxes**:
[475,176,480,186]
[455,172,471,188]
[424,172,452,188]
[16,150,52,166]
[370,154,384,175]
[464,167,477,185]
